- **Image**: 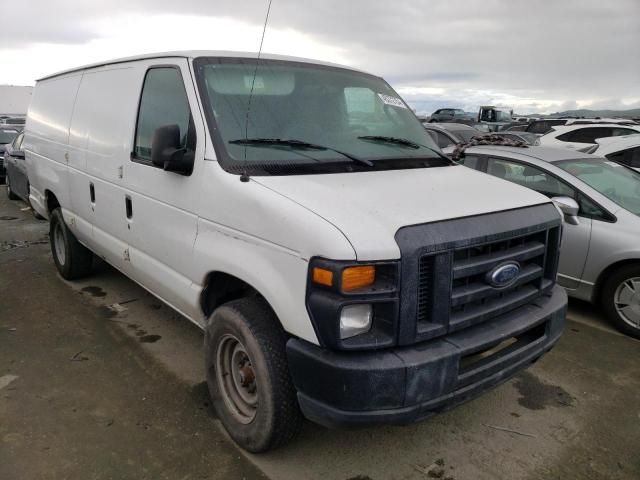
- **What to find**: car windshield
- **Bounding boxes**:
[194,57,444,175]
[556,158,640,215]
[0,129,18,144]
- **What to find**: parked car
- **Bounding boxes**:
[585,134,640,171]
[4,131,29,201]
[477,106,513,131]
[505,124,529,132]
[457,144,640,339]
[0,127,20,184]
[0,116,26,126]
[539,124,640,152]
[25,51,567,452]
[525,118,572,135]
[526,118,637,136]
[428,108,473,123]
[423,122,483,148]
[490,131,541,145]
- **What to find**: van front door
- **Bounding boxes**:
[123,60,205,320]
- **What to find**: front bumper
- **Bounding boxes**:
[287,285,566,428]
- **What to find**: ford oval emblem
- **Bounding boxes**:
[486,262,521,288]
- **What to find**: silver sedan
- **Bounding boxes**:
[457,145,640,339]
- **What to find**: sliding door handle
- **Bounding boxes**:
[125,195,133,219]
[89,183,95,203]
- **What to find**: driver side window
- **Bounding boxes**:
[133,67,195,164]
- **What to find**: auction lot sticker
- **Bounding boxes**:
[378,93,407,109]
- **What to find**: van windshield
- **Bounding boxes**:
[194,57,447,175]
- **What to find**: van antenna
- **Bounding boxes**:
[240,0,273,183]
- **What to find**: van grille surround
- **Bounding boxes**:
[395,204,562,346]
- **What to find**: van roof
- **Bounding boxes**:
[37,50,368,81]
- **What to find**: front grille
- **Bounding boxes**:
[395,204,562,346]
[448,230,553,331]
[417,226,560,334]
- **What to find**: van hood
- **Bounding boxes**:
[253,165,551,260]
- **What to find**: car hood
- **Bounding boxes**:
[253,165,551,260]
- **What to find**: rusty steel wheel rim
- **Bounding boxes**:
[216,334,258,424]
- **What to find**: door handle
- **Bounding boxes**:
[89,183,95,203]
[125,195,133,219]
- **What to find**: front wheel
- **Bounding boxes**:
[49,208,93,280]
[204,298,303,452]
[601,265,640,339]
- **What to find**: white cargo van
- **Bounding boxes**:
[24,51,567,452]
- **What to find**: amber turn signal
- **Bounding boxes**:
[342,265,376,292]
[312,267,334,287]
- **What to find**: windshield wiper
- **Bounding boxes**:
[358,135,421,149]
[357,135,454,164]
[229,138,373,166]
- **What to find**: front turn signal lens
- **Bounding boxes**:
[342,265,376,292]
[312,267,334,287]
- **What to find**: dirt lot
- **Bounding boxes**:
[1,194,639,480]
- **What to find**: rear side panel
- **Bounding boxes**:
[67,65,140,270]
[24,73,83,217]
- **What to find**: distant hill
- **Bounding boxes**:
[542,108,640,119]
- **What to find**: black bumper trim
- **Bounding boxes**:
[287,285,566,428]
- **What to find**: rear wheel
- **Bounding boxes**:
[601,265,640,339]
[6,176,19,200]
[204,297,303,452]
[49,208,93,280]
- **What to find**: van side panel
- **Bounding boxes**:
[67,65,140,270]
[24,73,83,217]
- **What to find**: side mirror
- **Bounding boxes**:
[13,150,25,159]
[552,196,580,225]
[150,124,193,174]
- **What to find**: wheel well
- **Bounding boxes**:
[200,272,261,317]
[593,259,640,302]
[45,190,60,214]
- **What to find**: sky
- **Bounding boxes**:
[0,0,638,115]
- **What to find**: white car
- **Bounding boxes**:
[586,134,640,171]
[539,123,640,152]
[24,50,567,452]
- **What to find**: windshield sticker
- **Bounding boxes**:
[378,93,407,109]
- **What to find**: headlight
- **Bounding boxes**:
[340,304,373,339]
[306,258,399,350]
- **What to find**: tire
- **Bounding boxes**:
[601,264,640,339]
[49,208,93,280]
[6,176,19,200]
[204,297,303,452]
